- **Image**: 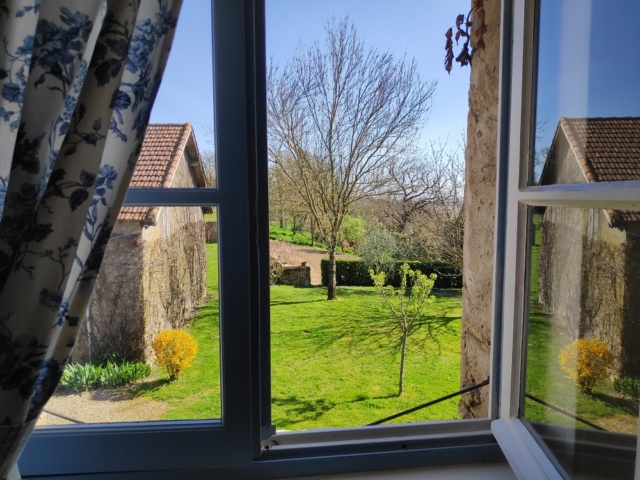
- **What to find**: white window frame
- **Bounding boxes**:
[491,0,640,478]
[19,0,635,477]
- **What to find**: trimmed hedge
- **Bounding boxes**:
[321,259,461,288]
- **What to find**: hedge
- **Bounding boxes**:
[320,259,462,288]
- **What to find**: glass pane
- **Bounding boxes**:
[531,0,640,185]
[37,206,220,425]
[523,206,639,478]
[267,0,485,431]
[141,0,216,188]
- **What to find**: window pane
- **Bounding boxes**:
[141,0,216,189]
[522,206,639,478]
[531,0,640,185]
[37,206,220,425]
[266,0,486,431]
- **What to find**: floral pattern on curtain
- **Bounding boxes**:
[0,0,182,477]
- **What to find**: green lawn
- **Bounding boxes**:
[523,218,638,431]
[134,244,465,429]
[269,225,328,250]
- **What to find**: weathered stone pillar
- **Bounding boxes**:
[459,0,501,419]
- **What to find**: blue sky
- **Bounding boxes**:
[150,0,471,152]
[535,0,640,151]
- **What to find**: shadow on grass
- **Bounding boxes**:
[273,393,397,428]
[298,309,460,360]
[590,392,639,416]
[129,378,171,396]
[271,299,325,306]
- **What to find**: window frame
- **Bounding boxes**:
[491,0,640,478]
[19,0,610,477]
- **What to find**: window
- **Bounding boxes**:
[492,0,640,478]
[20,0,639,477]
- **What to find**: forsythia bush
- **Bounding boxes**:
[152,329,198,381]
[559,338,613,394]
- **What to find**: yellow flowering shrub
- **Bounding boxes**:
[152,329,198,381]
[559,338,613,394]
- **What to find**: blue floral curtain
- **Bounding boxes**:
[0,1,182,477]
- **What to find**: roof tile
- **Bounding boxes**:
[119,123,194,222]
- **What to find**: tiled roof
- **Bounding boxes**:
[119,123,205,223]
[560,117,640,183]
[552,117,640,225]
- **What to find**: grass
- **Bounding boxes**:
[523,217,638,431]
[133,243,465,428]
[203,210,217,223]
[132,244,222,419]
[269,225,327,250]
[271,285,462,429]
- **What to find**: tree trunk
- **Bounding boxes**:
[310,219,315,247]
[398,330,407,396]
[327,246,337,300]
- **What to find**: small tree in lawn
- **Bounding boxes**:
[371,264,436,396]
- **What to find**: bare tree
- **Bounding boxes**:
[385,141,459,233]
[268,18,436,299]
[201,149,217,188]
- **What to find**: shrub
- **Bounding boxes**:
[559,338,613,394]
[612,377,640,399]
[358,225,397,273]
[269,240,293,285]
[320,259,461,288]
[60,360,151,392]
[152,329,198,381]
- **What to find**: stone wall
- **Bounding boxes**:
[141,218,207,360]
[280,265,311,286]
[74,226,145,363]
[539,206,640,376]
[459,0,501,418]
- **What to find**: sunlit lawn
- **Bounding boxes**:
[134,244,465,428]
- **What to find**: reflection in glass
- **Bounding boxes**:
[37,206,220,426]
[532,0,640,184]
[523,206,640,478]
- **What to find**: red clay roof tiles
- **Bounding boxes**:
[119,123,200,223]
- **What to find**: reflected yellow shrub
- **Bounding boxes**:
[559,338,613,394]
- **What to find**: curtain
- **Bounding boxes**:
[0,1,182,477]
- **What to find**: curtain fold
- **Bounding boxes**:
[0,0,182,477]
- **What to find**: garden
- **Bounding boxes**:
[128,243,464,428]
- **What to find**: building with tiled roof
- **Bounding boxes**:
[119,123,211,224]
[538,117,640,376]
[75,124,211,363]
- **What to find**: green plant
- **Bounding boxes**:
[339,215,366,251]
[153,329,199,381]
[99,361,152,389]
[371,264,437,396]
[612,377,640,399]
[321,259,461,288]
[59,360,151,391]
[60,363,103,392]
[559,338,613,394]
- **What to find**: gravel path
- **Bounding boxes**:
[36,389,168,426]
[287,244,357,285]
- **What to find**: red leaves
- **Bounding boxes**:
[444,28,454,73]
[444,3,488,74]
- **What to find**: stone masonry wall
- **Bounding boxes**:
[459,0,501,418]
